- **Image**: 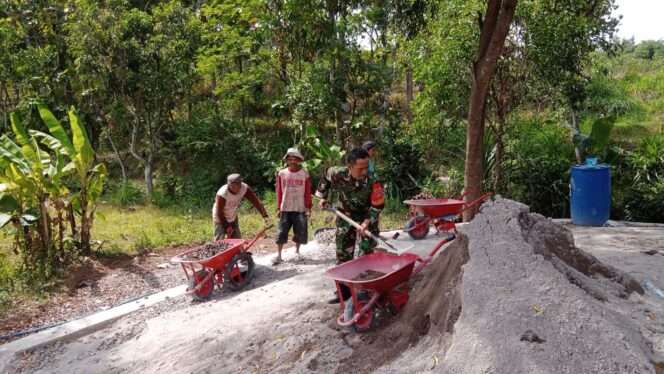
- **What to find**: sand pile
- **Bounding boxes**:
[346,198,662,374]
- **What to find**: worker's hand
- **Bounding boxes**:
[359,219,370,237]
[263,215,271,226]
[305,209,311,218]
[318,198,329,210]
[276,210,281,218]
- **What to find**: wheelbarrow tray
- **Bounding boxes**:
[325,252,420,294]
[403,198,465,218]
[171,239,246,269]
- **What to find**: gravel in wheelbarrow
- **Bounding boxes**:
[180,242,232,261]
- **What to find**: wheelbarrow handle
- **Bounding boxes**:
[412,234,455,275]
[460,192,493,213]
[457,190,471,200]
[336,292,381,327]
[243,224,274,251]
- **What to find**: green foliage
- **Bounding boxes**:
[582,57,635,118]
[379,117,428,200]
[633,40,664,60]
[107,181,145,207]
[573,116,616,162]
[408,0,479,127]
[0,105,106,283]
[621,135,664,222]
[300,126,346,180]
[517,0,619,107]
[419,168,464,198]
[503,117,575,217]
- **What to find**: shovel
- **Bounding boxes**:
[325,207,411,253]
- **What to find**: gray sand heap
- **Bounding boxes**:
[350,198,663,374]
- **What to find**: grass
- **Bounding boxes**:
[1,197,408,258]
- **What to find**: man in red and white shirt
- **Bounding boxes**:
[273,148,312,265]
[212,173,269,240]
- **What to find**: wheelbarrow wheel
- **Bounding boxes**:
[189,269,214,301]
[224,252,255,291]
[405,216,429,240]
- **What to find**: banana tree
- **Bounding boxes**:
[37,105,107,254]
[0,113,62,278]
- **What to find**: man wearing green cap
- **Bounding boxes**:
[212,173,269,240]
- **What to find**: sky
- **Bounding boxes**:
[614,0,664,42]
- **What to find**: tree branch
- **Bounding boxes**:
[477,0,502,63]
[129,122,146,165]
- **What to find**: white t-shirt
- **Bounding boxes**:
[212,183,248,223]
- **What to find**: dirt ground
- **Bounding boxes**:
[0,238,287,343]
[3,200,664,373]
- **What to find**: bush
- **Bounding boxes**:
[108,181,145,206]
[379,116,430,201]
[419,167,464,198]
[623,135,664,222]
[503,118,575,218]
[0,251,17,308]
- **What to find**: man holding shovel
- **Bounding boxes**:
[316,147,385,304]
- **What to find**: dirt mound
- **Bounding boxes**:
[343,198,662,373]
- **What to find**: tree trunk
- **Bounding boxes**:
[406,65,414,124]
[38,198,51,252]
[571,111,583,164]
[107,132,127,184]
[80,189,90,255]
[57,208,64,253]
[463,0,518,221]
[68,203,77,238]
[144,154,154,198]
[493,125,504,193]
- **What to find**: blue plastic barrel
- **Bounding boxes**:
[570,164,611,226]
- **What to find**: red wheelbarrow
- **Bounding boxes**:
[403,192,492,239]
[325,235,454,332]
[171,225,271,300]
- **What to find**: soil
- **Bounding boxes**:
[351,270,386,282]
[0,237,286,344]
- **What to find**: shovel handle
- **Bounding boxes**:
[325,207,373,236]
[325,207,398,251]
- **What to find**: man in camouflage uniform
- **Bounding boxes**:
[316,147,385,303]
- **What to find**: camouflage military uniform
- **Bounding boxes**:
[315,167,384,263]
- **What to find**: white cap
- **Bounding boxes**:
[283,147,304,160]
